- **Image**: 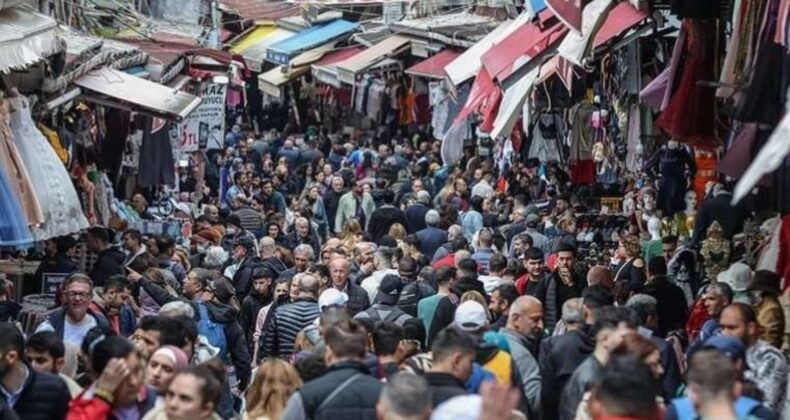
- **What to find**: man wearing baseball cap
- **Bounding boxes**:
[354,275,413,326]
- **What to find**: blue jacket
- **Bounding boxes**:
[668,396,778,420]
[45,307,109,340]
[416,227,448,259]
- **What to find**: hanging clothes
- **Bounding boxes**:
[137,118,176,188]
[655,20,717,149]
[0,98,43,227]
[8,96,88,240]
[0,150,33,247]
[37,123,68,164]
[693,149,718,203]
[528,113,564,163]
[644,146,695,217]
[568,102,596,183]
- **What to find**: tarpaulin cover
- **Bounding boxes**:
[258,65,310,97]
[491,65,540,138]
[557,0,613,65]
[75,67,202,120]
[481,9,568,81]
[527,0,548,14]
[535,55,573,92]
[733,113,790,204]
[229,25,296,72]
[546,0,583,33]
[311,47,363,87]
[334,35,411,83]
[592,1,649,47]
[405,49,460,79]
[0,5,59,73]
[452,67,497,125]
[444,12,534,86]
[266,20,358,65]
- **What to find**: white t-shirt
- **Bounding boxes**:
[37,315,97,348]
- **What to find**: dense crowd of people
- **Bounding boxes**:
[1,126,788,420]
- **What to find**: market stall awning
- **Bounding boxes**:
[219,0,302,22]
[592,1,650,48]
[258,65,309,97]
[491,64,540,139]
[546,0,583,33]
[312,46,363,87]
[481,9,568,81]
[74,67,201,121]
[229,25,296,72]
[286,0,413,4]
[405,49,460,79]
[0,5,60,73]
[266,19,358,65]
[444,12,534,86]
[334,35,411,84]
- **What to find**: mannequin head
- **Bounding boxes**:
[623,192,636,218]
[647,217,661,241]
[685,191,697,212]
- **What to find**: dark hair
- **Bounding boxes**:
[104,275,129,292]
[592,355,659,418]
[661,235,679,245]
[398,256,418,277]
[647,256,667,277]
[686,349,737,399]
[86,226,111,243]
[293,351,327,382]
[435,266,456,286]
[55,235,78,253]
[0,322,24,356]
[155,235,176,253]
[138,316,187,347]
[233,171,244,184]
[431,327,477,364]
[493,284,519,308]
[592,306,638,337]
[122,229,143,244]
[726,302,758,325]
[89,334,134,375]
[470,196,484,213]
[489,254,507,273]
[583,285,614,309]
[373,322,404,357]
[457,258,477,273]
[524,248,544,261]
[128,252,157,273]
[26,331,65,359]
[324,320,368,360]
[173,315,198,346]
[181,359,226,409]
[557,243,577,255]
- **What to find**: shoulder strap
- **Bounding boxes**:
[315,373,363,416]
[382,308,407,323]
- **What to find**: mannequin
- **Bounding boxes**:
[674,190,697,240]
[643,217,664,262]
[634,187,659,236]
[693,148,718,203]
[622,191,636,218]
[643,140,695,217]
[700,221,731,282]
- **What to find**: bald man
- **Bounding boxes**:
[587,265,613,290]
[259,273,321,360]
[329,257,370,315]
[500,296,544,417]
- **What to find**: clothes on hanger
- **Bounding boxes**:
[7,96,88,240]
[0,98,43,227]
[528,112,565,163]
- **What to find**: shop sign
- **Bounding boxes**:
[41,273,68,294]
[179,83,227,151]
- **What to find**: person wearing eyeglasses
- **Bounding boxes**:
[36,273,109,349]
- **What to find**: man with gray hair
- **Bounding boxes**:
[280,244,315,280]
[431,225,464,263]
[259,274,321,359]
[406,190,432,233]
[552,298,584,336]
[360,247,400,301]
[626,293,682,399]
[287,216,320,257]
[417,210,447,258]
[377,373,432,420]
[350,242,378,284]
[258,236,287,277]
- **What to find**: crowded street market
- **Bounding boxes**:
[0,0,789,418]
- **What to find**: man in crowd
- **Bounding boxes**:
[283,319,382,419]
[0,322,71,419]
[85,227,125,287]
[33,236,78,290]
[499,296,544,416]
[329,257,370,315]
[260,274,321,359]
[425,327,476,408]
[335,178,376,233]
[37,274,109,348]
[417,210,448,259]
[515,248,548,296]
[641,256,688,337]
[719,302,788,412]
[488,283,520,331]
[25,331,82,397]
[406,190,432,233]
[97,275,136,337]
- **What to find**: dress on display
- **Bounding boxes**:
[0,98,43,227]
[655,20,717,149]
[0,160,33,247]
[693,150,718,203]
[644,146,695,217]
[8,96,88,240]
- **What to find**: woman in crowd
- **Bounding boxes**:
[339,219,363,254]
[147,360,226,420]
[613,234,647,286]
[243,359,303,420]
[145,346,189,399]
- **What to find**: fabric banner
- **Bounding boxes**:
[179,83,227,152]
[546,0,584,33]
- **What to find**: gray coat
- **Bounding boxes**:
[500,328,542,415]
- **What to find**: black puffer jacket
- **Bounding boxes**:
[539,325,595,420]
[260,298,320,359]
[1,364,70,420]
[297,361,383,420]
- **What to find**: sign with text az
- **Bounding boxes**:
[179,83,227,152]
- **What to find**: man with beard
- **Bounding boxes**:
[0,323,70,420]
[85,227,125,288]
[335,178,376,233]
[515,248,549,296]
[489,283,520,331]
[241,266,275,356]
[500,296,544,417]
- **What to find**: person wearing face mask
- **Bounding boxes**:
[229,236,260,302]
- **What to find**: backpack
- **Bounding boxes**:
[364,306,410,325]
[196,302,228,361]
[397,282,433,317]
